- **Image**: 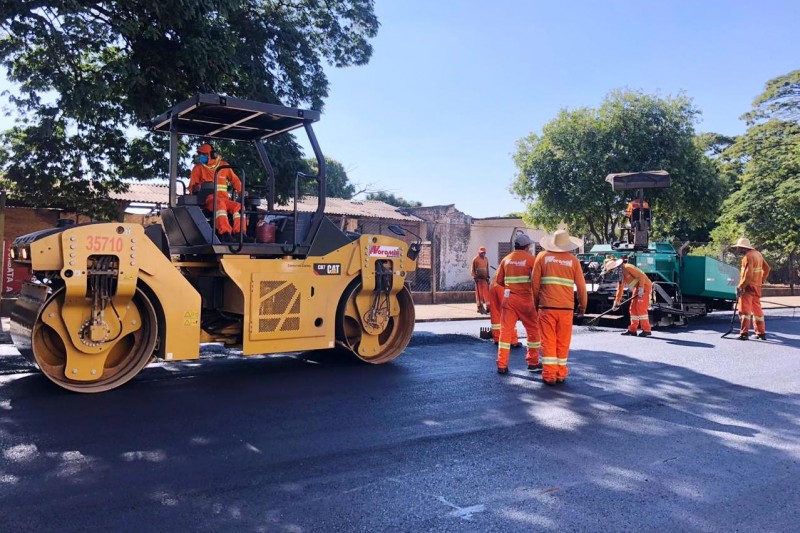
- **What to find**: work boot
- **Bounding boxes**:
[620,330,636,336]
[543,379,557,386]
[497,367,509,375]
[756,333,767,340]
[527,363,543,372]
[737,334,749,340]
[556,378,566,384]
[512,342,524,348]
[218,232,232,243]
[638,331,652,337]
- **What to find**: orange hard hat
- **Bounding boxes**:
[478,246,486,253]
[197,143,214,154]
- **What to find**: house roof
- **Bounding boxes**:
[111,184,422,222]
[110,183,171,204]
[270,196,423,222]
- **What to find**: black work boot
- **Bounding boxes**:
[737,334,749,340]
[756,333,767,340]
[620,330,636,336]
[527,363,543,372]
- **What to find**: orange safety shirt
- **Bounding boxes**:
[738,249,770,291]
[625,198,650,217]
[188,158,242,196]
[532,251,588,312]
[615,263,653,302]
[495,250,536,298]
[471,254,490,280]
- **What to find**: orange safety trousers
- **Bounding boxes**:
[489,283,518,344]
[497,293,540,369]
[540,309,574,383]
[474,279,490,308]
[205,192,246,235]
[739,288,765,335]
[628,285,652,334]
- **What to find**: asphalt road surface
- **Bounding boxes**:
[1,309,799,532]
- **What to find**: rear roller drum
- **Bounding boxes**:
[29,286,158,393]
[336,282,415,364]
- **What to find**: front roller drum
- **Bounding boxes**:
[336,282,415,364]
[11,284,158,393]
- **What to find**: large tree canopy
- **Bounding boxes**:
[302,157,356,199]
[0,0,379,218]
[365,191,421,208]
[511,90,728,244]
[710,70,800,270]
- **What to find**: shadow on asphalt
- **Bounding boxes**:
[0,310,798,531]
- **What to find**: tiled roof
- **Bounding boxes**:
[110,183,170,204]
[111,184,422,222]
[270,196,423,222]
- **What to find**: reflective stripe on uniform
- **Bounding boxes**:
[754,316,765,322]
[215,183,228,192]
[505,275,531,284]
[491,324,500,330]
[527,341,541,349]
[628,279,639,289]
[630,314,649,320]
[498,342,511,349]
[232,213,241,219]
[542,357,558,365]
[215,210,227,218]
[541,276,574,287]
[556,358,569,366]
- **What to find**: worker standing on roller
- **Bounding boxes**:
[495,233,541,374]
[731,237,771,340]
[532,229,587,385]
[471,246,491,314]
[604,256,653,337]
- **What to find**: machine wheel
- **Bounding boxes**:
[30,286,158,393]
[336,281,415,364]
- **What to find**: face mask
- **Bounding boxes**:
[199,155,209,164]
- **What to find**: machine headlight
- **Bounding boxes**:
[21,247,29,260]
[9,247,16,260]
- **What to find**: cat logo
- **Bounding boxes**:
[313,263,341,275]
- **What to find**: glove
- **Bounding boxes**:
[736,287,743,297]
[576,309,585,321]
[611,302,620,312]
[638,287,645,297]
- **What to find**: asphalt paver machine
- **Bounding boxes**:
[578,171,737,327]
[9,94,419,392]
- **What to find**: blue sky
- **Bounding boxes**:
[298,0,800,217]
[1,1,798,218]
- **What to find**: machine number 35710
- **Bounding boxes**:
[86,236,125,253]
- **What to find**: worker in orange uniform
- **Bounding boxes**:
[495,233,541,374]
[488,276,519,346]
[625,191,650,218]
[188,143,246,242]
[471,246,490,314]
[604,256,653,337]
[731,237,771,340]
[532,229,587,385]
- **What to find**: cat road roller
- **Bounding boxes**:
[9,93,419,393]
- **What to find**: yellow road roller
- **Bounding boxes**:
[9,94,418,393]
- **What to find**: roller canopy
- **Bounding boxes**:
[149,93,320,142]
[605,171,671,191]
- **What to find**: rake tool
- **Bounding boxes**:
[721,298,739,338]
[585,294,636,331]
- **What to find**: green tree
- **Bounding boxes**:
[511,90,728,243]
[0,1,379,218]
[365,191,422,208]
[710,70,800,281]
[302,157,356,199]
